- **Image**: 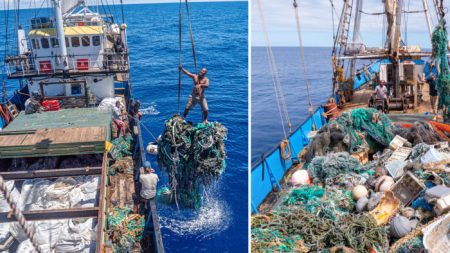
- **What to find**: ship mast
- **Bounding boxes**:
[349,0,363,79]
[53,0,69,70]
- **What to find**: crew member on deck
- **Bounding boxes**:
[370,80,389,112]
[113,100,126,136]
[179,65,209,123]
[418,72,439,115]
[139,161,159,213]
[25,91,43,115]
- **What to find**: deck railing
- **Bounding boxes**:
[5,51,129,78]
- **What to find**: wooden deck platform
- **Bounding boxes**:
[344,83,436,122]
[0,127,106,158]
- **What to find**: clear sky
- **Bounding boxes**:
[252,0,450,47]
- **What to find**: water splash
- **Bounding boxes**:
[140,102,160,115]
[159,187,231,239]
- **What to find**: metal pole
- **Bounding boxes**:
[53,0,68,70]
[422,0,433,40]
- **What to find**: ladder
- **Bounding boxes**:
[7,102,19,119]
[338,0,353,46]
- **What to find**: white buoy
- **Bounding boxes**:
[289,170,311,186]
[146,142,158,155]
[352,185,368,200]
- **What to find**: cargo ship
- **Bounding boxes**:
[252,0,450,252]
[0,1,164,252]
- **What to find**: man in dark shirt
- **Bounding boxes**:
[418,73,439,114]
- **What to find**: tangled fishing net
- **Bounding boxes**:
[432,19,450,122]
[109,135,133,160]
[394,122,441,145]
[109,156,134,175]
[107,206,145,252]
[303,108,395,162]
[158,115,227,209]
[252,207,388,252]
[307,152,361,184]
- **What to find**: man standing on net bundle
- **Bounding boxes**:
[179,65,210,123]
[139,161,159,213]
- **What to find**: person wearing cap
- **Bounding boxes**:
[418,72,439,115]
[139,161,159,213]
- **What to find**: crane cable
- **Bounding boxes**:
[293,0,316,131]
[256,0,292,138]
[0,176,42,253]
[184,0,198,73]
[178,0,182,114]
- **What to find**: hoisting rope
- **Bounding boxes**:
[184,0,198,73]
[178,0,182,114]
[256,0,292,138]
[293,0,316,131]
[280,139,292,161]
[0,176,41,253]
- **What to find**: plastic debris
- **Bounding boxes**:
[107,206,145,252]
[252,108,450,252]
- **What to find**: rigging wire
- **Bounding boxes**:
[256,0,291,138]
[293,0,316,129]
[184,0,197,73]
[178,0,182,114]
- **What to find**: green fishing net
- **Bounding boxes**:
[158,115,227,209]
[307,152,361,184]
[107,206,145,252]
[109,135,133,160]
[432,19,450,122]
[332,108,395,153]
[252,206,388,252]
[109,156,134,175]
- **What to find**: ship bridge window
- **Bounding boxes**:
[71,37,80,47]
[71,84,82,95]
[82,36,90,47]
[65,37,70,47]
[92,36,100,46]
[50,38,59,48]
[41,38,49,49]
[31,39,40,49]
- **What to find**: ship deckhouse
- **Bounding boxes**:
[5,0,129,105]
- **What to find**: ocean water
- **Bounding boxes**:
[0,2,248,253]
[251,47,333,164]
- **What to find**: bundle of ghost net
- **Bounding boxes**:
[158,115,227,209]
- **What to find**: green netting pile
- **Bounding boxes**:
[158,115,227,209]
[251,207,388,252]
[109,156,134,175]
[107,206,145,252]
[432,19,450,122]
[303,108,395,162]
[109,135,133,160]
[307,152,361,184]
[282,186,355,221]
[333,108,395,152]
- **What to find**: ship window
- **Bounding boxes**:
[71,84,82,95]
[31,39,40,49]
[92,36,100,46]
[82,36,90,47]
[50,38,59,48]
[71,37,80,47]
[41,38,49,49]
[65,37,70,47]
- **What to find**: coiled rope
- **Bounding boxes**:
[280,139,292,161]
[0,176,41,253]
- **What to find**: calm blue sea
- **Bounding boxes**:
[1,2,248,253]
[251,47,332,164]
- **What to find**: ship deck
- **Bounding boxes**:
[344,82,435,122]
